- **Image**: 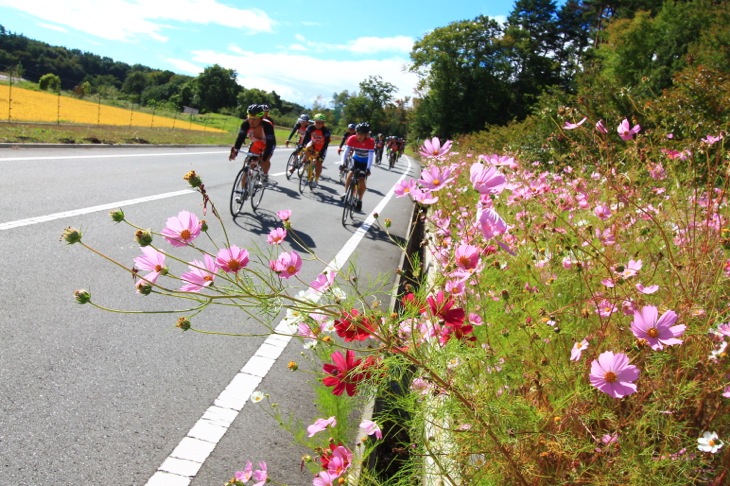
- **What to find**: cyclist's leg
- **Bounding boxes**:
[315,157,323,180]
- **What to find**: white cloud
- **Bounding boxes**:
[0,0,273,42]
[287,34,414,55]
[180,49,418,107]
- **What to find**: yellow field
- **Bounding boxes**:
[0,85,224,132]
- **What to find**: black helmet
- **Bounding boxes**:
[247,104,264,117]
[300,114,310,121]
[347,123,356,130]
[355,122,370,134]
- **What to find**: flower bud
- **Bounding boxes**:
[73,289,91,304]
[135,229,153,247]
[109,208,125,223]
[201,220,209,232]
[176,317,191,331]
[287,361,298,371]
[61,227,82,244]
[384,218,392,228]
[136,281,152,295]
[183,170,202,188]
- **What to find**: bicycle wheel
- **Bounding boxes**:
[229,167,247,217]
[296,154,307,178]
[298,162,309,193]
[285,152,298,180]
[251,168,266,210]
[341,182,355,226]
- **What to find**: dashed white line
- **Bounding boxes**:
[146,158,413,485]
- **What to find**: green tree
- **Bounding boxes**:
[194,64,240,113]
[121,70,148,100]
[357,75,397,128]
[38,73,61,92]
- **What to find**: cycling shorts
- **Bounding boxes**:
[353,160,368,173]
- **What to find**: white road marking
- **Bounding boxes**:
[0,150,226,162]
[146,157,413,485]
[0,190,196,231]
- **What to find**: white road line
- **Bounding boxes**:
[146,158,413,485]
[0,150,226,162]
[0,190,195,231]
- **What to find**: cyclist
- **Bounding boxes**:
[262,104,276,126]
[286,114,310,149]
[337,123,357,174]
[299,113,331,188]
[398,137,406,159]
[341,122,374,212]
[374,133,385,165]
[229,104,276,184]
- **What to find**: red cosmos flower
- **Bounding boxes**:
[319,442,352,472]
[334,309,375,342]
[401,292,427,314]
[322,350,364,397]
[427,291,465,327]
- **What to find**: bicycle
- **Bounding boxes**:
[285,144,304,181]
[229,152,266,216]
[339,152,353,184]
[298,152,319,193]
[388,149,397,170]
[341,168,367,225]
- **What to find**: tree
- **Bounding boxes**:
[357,75,397,128]
[121,70,148,100]
[410,15,513,139]
[38,73,61,92]
[194,64,240,113]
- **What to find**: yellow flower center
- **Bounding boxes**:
[203,275,213,282]
[647,328,659,338]
[433,178,441,186]
[432,149,439,155]
[604,371,617,383]
[709,439,717,446]
[287,265,297,274]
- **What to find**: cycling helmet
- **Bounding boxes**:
[300,114,310,121]
[347,123,356,130]
[355,122,370,133]
[247,104,264,117]
[313,113,326,121]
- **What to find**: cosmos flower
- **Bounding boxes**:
[589,351,640,398]
[630,305,685,350]
[419,137,453,158]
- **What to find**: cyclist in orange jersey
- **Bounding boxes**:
[229,104,276,183]
[299,113,332,188]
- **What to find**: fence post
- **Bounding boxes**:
[57,90,61,125]
[97,93,102,125]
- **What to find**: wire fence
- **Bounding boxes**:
[0,83,236,133]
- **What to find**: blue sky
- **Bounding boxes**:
[0,0,562,108]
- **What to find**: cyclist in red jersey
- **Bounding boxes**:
[341,122,374,212]
[229,103,276,183]
[300,113,332,188]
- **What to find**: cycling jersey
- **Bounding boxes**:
[301,124,332,158]
[234,118,276,158]
[344,134,375,169]
[287,121,309,144]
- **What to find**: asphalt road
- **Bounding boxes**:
[0,144,417,485]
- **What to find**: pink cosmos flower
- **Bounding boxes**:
[636,283,659,294]
[410,187,439,205]
[564,117,587,130]
[419,137,452,158]
[418,164,455,192]
[161,210,202,247]
[313,471,339,486]
[326,445,353,477]
[454,243,480,271]
[595,298,617,318]
[723,386,730,398]
[311,270,336,293]
[702,133,724,145]
[648,162,666,180]
[359,420,383,440]
[631,305,685,350]
[479,153,517,169]
[717,323,730,337]
[276,209,292,222]
[617,118,641,141]
[570,339,589,362]
[589,351,640,398]
[478,208,508,240]
[267,227,287,245]
[234,460,253,482]
[595,120,608,134]
[618,259,642,279]
[594,204,612,220]
[307,416,337,437]
[470,163,506,195]
[394,178,417,198]
[252,461,268,486]
[179,254,218,292]
[134,247,166,283]
[269,251,302,279]
[215,245,249,274]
